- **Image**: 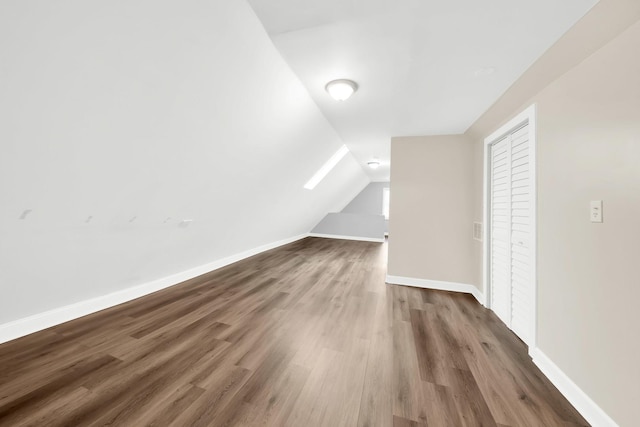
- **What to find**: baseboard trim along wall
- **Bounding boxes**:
[308,233,385,243]
[385,275,485,305]
[0,237,618,427]
[0,233,309,345]
[530,348,619,427]
[387,275,618,426]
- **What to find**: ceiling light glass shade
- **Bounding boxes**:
[367,161,380,169]
[325,79,358,101]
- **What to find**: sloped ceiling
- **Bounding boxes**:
[0,0,368,324]
[247,0,599,181]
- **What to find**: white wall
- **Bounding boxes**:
[311,213,385,241]
[0,0,369,325]
[341,182,389,232]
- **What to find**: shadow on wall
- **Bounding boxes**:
[310,182,390,241]
[310,212,385,242]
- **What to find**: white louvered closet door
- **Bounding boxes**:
[490,123,534,345]
[490,136,512,327]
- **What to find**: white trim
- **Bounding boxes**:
[483,103,538,348]
[386,272,619,426]
[385,275,485,306]
[0,234,308,345]
[308,233,385,243]
[530,348,619,427]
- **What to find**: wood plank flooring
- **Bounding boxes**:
[0,237,588,426]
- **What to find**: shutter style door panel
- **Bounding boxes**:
[490,123,534,345]
[490,137,511,326]
[510,124,533,343]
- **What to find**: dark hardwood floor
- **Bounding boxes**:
[0,237,588,426]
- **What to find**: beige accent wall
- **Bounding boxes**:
[389,1,640,424]
[387,135,475,286]
[467,12,640,427]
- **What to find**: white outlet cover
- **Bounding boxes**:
[590,200,603,223]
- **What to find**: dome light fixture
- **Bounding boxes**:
[325,79,358,101]
[367,161,380,169]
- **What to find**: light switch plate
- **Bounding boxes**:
[473,222,483,241]
[590,200,603,223]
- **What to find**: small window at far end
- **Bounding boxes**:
[382,188,390,220]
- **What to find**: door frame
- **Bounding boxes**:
[482,104,538,348]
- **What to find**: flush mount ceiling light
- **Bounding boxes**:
[325,79,358,101]
[367,161,380,169]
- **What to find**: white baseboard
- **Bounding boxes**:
[530,348,619,427]
[385,275,485,305]
[308,233,385,243]
[0,234,308,345]
[386,276,618,426]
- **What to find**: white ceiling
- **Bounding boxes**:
[247,0,598,181]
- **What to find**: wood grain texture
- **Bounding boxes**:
[0,237,588,426]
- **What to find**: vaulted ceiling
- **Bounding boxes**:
[247,0,599,180]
